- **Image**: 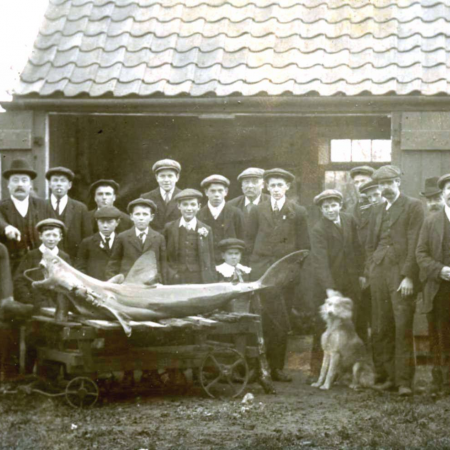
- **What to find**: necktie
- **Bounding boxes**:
[55,198,61,215]
[139,232,146,247]
[246,202,254,213]
[104,237,111,249]
[164,192,170,204]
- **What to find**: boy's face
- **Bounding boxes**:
[266,177,290,200]
[39,227,62,250]
[366,187,384,206]
[156,170,179,192]
[130,205,153,230]
[178,198,200,221]
[95,186,116,208]
[320,199,342,222]
[97,218,119,236]
[8,174,32,200]
[353,174,372,190]
[205,183,228,207]
[49,175,72,199]
[222,248,242,267]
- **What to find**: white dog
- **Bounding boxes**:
[312,290,374,390]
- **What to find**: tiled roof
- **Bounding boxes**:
[14,0,450,97]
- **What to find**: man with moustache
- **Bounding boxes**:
[416,174,450,394]
[420,177,444,215]
[88,180,133,234]
[46,167,92,258]
[0,159,52,273]
[366,165,424,396]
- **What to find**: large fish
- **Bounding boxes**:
[31,250,309,336]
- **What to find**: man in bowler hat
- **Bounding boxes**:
[420,177,444,215]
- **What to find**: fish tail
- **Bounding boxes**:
[258,250,309,289]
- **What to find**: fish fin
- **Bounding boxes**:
[258,250,309,289]
[124,251,159,286]
[107,274,125,284]
[102,298,132,337]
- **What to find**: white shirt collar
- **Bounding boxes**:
[216,262,252,278]
[333,216,341,226]
[39,244,59,255]
[179,217,198,230]
[51,194,68,214]
[11,196,30,218]
[244,194,262,206]
[99,232,115,248]
[445,205,450,222]
[208,201,226,220]
[386,192,400,210]
[135,227,149,237]
[160,187,175,202]
[271,196,286,211]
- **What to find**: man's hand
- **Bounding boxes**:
[440,266,450,281]
[5,225,21,241]
[397,277,414,298]
[359,276,368,290]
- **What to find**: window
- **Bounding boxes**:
[330,139,391,163]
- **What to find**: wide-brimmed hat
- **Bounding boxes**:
[3,158,37,180]
[263,168,295,183]
[420,177,442,198]
[45,166,75,182]
[314,189,343,206]
[127,198,157,214]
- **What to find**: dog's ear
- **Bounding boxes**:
[326,289,341,299]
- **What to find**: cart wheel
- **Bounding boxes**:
[199,349,249,398]
[65,377,99,409]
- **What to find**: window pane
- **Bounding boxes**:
[324,170,350,189]
[330,139,351,162]
[351,140,371,162]
[372,140,392,162]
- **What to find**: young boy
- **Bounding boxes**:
[216,238,251,283]
[106,198,167,283]
[165,189,216,284]
[76,206,121,281]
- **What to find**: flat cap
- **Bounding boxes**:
[94,206,122,220]
[372,165,402,182]
[421,176,442,197]
[36,218,67,234]
[45,166,75,181]
[350,166,375,179]
[437,174,450,190]
[152,159,181,175]
[314,189,343,206]
[89,179,120,195]
[201,174,230,189]
[127,198,157,214]
[263,168,295,183]
[359,180,380,194]
[218,238,246,252]
[174,188,203,202]
[237,168,265,181]
[3,158,37,180]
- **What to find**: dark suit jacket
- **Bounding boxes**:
[88,209,133,235]
[228,193,271,227]
[75,233,118,281]
[49,197,93,258]
[0,196,52,265]
[350,202,373,253]
[246,199,311,280]
[14,248,71,307]
[416,210,450,313]
[0,243,13,299]
[141,187,182,232]
[105,227,167,281]
[311,213,364,300]
[164,219,217,284]
[366,194,424,284]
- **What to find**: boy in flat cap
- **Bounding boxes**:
[76,206,121,281]
[420,177,444,215]
[416,173,450,394]
[164,189,216,284]
[246,168,310,382]
[366,165,424,396]
[106,199,167,283]
[198,175,245,264]
[88,179,133,234]
[46,167,93,259]
[141,159,182,233]
[0,158,53,273]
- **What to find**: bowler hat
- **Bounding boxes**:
[437,174,450,190]
[127,198,157,214]
[359,180,380,195]
[350,166,375,179]
[3,158,37,180]
[94,206,122,220]
[263,168,295,183]
[36,218,67,234]
[218,238,246,252]
[89,179,120,196]
[152,159,181,175]
[237,168,265,182]
[201,175,230,189]
[174,188,203,202]
[46,166,75,182]
[420,177,442,198]
[372,165,402,182]
[314,189,343,206]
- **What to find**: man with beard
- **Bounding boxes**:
[0,159,52,273]
[420,177,444,215]
[416,174,450,394]
[366,165,424,396]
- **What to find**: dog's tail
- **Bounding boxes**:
[353,362,375,388]
[257,250,309,289]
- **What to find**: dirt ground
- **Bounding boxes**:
[1,337,450,450]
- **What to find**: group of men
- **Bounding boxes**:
[1,156,450,394]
